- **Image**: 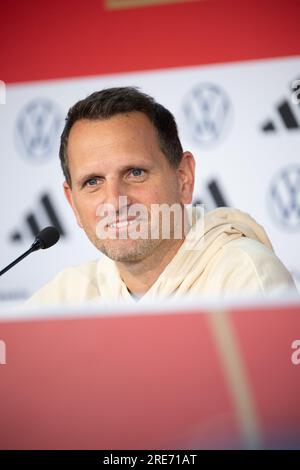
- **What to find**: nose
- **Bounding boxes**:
[102,177,133,214]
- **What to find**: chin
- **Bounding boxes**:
[97,239,161,263]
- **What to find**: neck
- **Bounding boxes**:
[116,238,185,297]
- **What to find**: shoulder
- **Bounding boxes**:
[25,259,100,306]
[209,237,297,297]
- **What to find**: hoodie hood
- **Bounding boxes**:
[203,207,273,251]
[141,207,275,299]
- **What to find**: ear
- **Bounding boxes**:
[176,151,195,204]
[63,181,83,228]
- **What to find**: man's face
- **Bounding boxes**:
[64,111,194,263]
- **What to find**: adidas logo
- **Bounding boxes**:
[10,193,66,242]
[194,179,229,210]
[261,78,300,133]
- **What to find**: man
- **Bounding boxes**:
[27,87,296,305]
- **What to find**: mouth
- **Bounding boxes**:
[108,219,139,229]
[106,217,142,230]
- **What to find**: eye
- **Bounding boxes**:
[85,177,100,187]
[129,168,145,178]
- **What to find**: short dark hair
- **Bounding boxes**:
[59,87,183,186]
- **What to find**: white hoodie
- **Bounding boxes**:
[26,208,297,305]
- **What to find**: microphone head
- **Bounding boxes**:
[35,226,60,250]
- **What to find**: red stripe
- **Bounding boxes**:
[1,0,300,84]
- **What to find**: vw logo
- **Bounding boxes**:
[15,98,62,163]
[182,83,232,147]
[268,165,300,231]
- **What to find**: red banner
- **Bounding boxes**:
[1,0,300,83]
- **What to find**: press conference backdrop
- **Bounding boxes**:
[0,0,300,301]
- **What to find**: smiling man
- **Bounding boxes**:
[27,87,296,305]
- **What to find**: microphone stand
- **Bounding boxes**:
[0,239,41,277]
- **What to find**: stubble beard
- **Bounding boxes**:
[85,220,176,263]
[95,236,164,263]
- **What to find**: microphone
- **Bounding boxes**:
[0,227,60,277]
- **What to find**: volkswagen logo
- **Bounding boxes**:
[15,98,62,163]
[182,83,233,147]
[268,165,300,231]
